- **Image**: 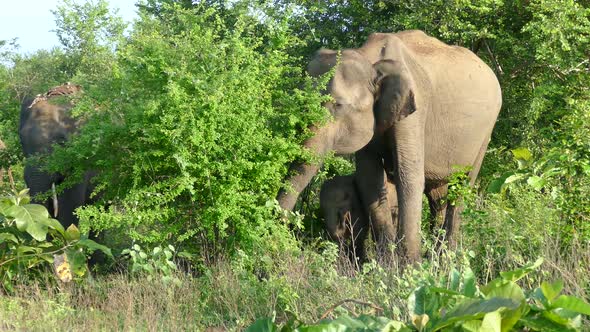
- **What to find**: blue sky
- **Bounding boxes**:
[0,0,139,55]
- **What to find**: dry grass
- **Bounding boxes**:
[1,191,589,331]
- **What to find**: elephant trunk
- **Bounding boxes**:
[278,125,336,210]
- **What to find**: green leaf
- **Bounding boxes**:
[0,232,18,244]
[449,268,460,292]
[463,267,476,297]
[40,217,65,234]
[483,281,525,302]
[552,295,590,315]
[499,258,543,282]
[504,173,526,184]
[487,172,515,193]
[512,148,533,168]
[26,219,48,241]
[6,205,30,231]
[519,316,576,332]
[65,248,87,277]
[480,310,501,332]
[541,280,564,302]
[460,320,482,332]
[78,238,113,257]
[408,286,440,319]
[526,175,546,190]
[296,323,347,332]
[432,298,519,331]
[65,224,81,241]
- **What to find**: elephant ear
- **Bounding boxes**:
[372,59,417,129]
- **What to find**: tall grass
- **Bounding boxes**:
[1,186,589,331]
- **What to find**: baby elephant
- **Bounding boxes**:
[320,175,398,266]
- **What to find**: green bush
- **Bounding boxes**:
[45,2,328,261]
[247,258,590,331]
[0,189,112,292]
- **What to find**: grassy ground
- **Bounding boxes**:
[1,187,589,331]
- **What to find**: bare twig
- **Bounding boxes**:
[484,40,503,75]
[319,299,384,321]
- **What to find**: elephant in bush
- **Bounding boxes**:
[320,174,398,265]
[19,83,96,230]
[278,30,502,262]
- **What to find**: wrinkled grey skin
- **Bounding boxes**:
[320,174,398,265]
[278,30,502,262]
[19,83,96,229]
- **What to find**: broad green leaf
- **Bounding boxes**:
[23,204,50,221]
[408,286,439,319]
[449,268,460,292]
[244,317,278,332]
[460,320,482,332]
[39,217,65,234]
[17,245,41,255]
[296,323,348,332]
[487,172,515,193]
[26,219,48,241]
[499,258,543,282]
[526,175,546,190]
[552,295,590,315]
[519,316,575,332]
[78,238,113,257]
[330,315,369,329]
[429,287,462,296]
[66,248,87,277]
[552,308,582,328]
[6,205,30,231]
[480,310,501,332]
[0,232,18,244]
[504,173,526,184]
[463,267,476,297]
[65,224,81,241]
[542,310,577,327]
[541,280,564,302]
[381,320,412,332]
[483,281,525,302]
[512,148,532,168]
[481,280,525,331]
[432,298,519,331]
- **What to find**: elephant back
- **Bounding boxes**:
[19,83,83,156]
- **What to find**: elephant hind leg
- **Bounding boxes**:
[442,136,491,248]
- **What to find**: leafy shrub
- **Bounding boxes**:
[246,258,590,331]
[121,243,192,285]
[45,2,329,260]
[0,189,112,292]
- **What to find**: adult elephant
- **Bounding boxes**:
[19,83,96,229]
[278,30,502,262]
[320,173,398,266]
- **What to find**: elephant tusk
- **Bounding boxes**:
[52,183,59,218]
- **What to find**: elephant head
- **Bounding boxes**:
[277,44,416,211]
[279,31,501,263]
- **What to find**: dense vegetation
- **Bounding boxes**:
[1,0,589,330]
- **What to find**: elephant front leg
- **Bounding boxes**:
[354,145,396,262]
[390,122,425,263]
